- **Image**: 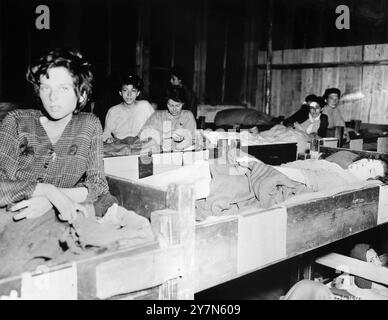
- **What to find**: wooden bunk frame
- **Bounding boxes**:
[105,146,388,296]
[1,146,387,299]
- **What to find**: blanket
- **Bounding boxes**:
[0,204,154,279]
[195,161,309,220]
[103,136,153,157]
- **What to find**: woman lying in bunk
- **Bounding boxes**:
[196,150,387,220]
[0,48,153,279]
[138,86,197,152]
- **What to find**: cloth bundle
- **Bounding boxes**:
[103,136,152,157]
[0,198,154,280]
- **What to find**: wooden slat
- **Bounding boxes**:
[166,184,196,299]
[194,216,238,292]
[107,175,167,219]
[286,187,379,257]
[316,252,388,286]
[94,246,183,300]
[377,137,388,153]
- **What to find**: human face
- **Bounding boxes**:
[366,248,383,266]
[308,101,321,118]
[119,84,140,105]
[170,75,181,87]
[167,99,183,116]
[347,158,385,181]
[326,93,340,109]
[39,67,80,121]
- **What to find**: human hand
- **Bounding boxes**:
[10,197,53,221]
[104,136,114,144]
[40,185,89,222]
[248,126,259,134]
[172,132,184,142]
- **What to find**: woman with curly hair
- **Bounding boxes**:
[0,48,109,221]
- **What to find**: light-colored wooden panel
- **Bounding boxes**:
[95,246,183,299]
[316,252,388,286]
[237,207,287,274]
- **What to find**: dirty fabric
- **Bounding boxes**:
[64,205,154,249]
[0,204,154,280]
[103,136,151,157]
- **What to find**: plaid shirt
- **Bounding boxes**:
[0,109,109,207]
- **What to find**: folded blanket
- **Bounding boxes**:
[195,160,309,220]
[249,161,309,208]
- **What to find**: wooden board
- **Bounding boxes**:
[107,176,167,219]
[256,44,388,125]
[286,186,379,256]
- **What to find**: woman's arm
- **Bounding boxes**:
[102,108,115,142]
[76,115,109,203]
[0,112,38,207]
[138,112,162,143]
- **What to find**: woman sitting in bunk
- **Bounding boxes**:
[139,86,197,152]
[0,48,153,278]
[0,48,108,220]
[292,95,328,138]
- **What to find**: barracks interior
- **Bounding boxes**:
[2,0,388,300]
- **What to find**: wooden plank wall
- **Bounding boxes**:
[256,44,388,124]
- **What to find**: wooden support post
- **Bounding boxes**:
[221,22,229,104]
[377,137,388,153]
[136,0,151,98]
[349,139,363,151]
[152,183,195,299]
[264,0,273,115]
[106,0,112,76]
[241,3,258,108]
[193,0,208,105]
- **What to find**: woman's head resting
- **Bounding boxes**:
[347,158,386,181]
[27,48,93,117]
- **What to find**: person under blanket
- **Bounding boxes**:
[196,151,387,220]
[196,160,310,220]
[248,123,311,154]
[0,48,154,278]
[275,157,387,191]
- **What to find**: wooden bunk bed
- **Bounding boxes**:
[104,146,388,295]
[1,146,387,299]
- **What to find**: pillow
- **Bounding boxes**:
[214,108,272,126]
[325,151,359,169]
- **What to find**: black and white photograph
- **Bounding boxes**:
[1,0,388,305]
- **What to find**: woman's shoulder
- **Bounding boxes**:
[136,100,153,107]
[5,108,41,119]
[107,103,124,112]
[2,109,41,126]
[181,110,195,120]
[76,112,103,128]
[181,110,195,117]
